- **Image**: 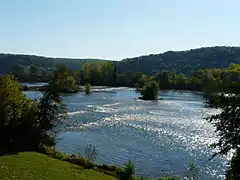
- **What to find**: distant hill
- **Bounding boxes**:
[116,46,240,75]
[0,53,111,74]
[2,46,240,75]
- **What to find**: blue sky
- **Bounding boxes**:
[0,0,239,60]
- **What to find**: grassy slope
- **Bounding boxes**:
[0,152,116,180]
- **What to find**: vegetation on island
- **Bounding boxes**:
[49,66,80,93]
[137,80,159,100]
[85,83,92,95]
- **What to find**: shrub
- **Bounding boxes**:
[85,83,92,95]
[39,145,94,169]
[118,160,135,180]
[139,80,159,100]
[67,156,94,169]
[96,164,117,172]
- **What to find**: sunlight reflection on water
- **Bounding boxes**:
[24,88,228,180]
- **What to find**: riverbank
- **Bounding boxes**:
[0,151,176,180]
[0,152,116,180]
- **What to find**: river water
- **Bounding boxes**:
[23,87,228,179]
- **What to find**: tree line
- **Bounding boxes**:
[2,46,240,76]
[15,61,240,94]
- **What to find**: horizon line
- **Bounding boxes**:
[1,45,240,61]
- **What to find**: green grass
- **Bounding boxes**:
[0,152,116,180]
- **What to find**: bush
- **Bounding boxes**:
[96,164,117,172]
[39,145,94,169]
[67,156,94,169]
[85,83,92,95]
[118,160,135,180]
[139,80,159,100]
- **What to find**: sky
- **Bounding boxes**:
[0,0,240,60]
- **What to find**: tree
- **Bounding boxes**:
[155,71,170,89]
[37,88,66,147]
[135,75,154,92]
[82,62,115,86]
[0,74,27,151]
[139,80,159,100]
[49,66,80,93]
[208,94,240,155]
[0,74,66,153]
[207,89,240,179]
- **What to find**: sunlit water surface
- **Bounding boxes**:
[24,87,228,179]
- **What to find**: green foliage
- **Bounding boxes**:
[136,75,154,92]
[118,160,135,180]
[82,61,116,86]
[49,66,80,93]
[139,80,160,100]
[85,83,92,95]
[0,53,109,79]
[207,94,240,155]
[39,145,94,169]
[117,46,240,75]
[206,81,240,179]
[0,74,66,153]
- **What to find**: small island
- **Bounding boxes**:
[137,80,160,100]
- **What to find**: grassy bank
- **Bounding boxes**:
[0,152,116,180]
[0,151,177,180]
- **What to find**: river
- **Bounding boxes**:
[23,87,228,179]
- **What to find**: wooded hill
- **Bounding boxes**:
[1,46,240,75]
[116,46,240,75]
[0,53,110,74]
